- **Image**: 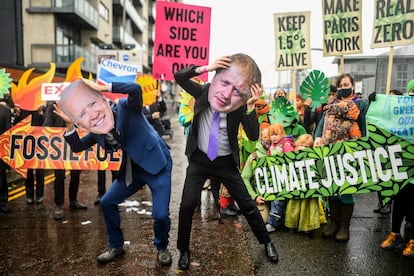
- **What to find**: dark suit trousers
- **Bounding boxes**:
[0,160,8,207]
[54,169,82,206]
[25,168,45,199]
[177,148,271,251]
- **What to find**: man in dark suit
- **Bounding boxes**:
[43,101,87,221]
[55,79,172,266]
[174,54,279,270]
[24,106,46,204]
[0,103,12,213]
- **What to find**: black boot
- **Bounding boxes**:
[335,203,354,242]
[323,199,340,238]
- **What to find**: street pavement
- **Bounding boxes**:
[1,113,414,275]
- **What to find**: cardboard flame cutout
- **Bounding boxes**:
[11,64,56,111]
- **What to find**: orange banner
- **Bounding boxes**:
[0,116,122,175]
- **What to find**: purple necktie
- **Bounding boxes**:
[207,111,220,161]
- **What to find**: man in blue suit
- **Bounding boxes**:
[55,79,172,265]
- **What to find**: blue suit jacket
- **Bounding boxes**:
[65,82,170,175]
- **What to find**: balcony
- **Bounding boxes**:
[27,0,98,30]
[113,26,143,50]
[30,43,97,73]
[113,0,145,33]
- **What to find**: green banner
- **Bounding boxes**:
[367,94,414,144]
[251,123,414,202]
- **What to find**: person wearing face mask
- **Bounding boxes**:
[303,85,337,135]
[314,73,369,242]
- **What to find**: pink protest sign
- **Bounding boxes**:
[153,1,211,81]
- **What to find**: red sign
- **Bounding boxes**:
[152,1,211,81]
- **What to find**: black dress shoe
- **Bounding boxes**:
[0,205,11,213]
[379,204,391,214]
[178,250,190,270]
[265,242,278,263]
[70,200,88,210]
[94,194,104,205]
[228,203,241,214]
[220,207,239,217]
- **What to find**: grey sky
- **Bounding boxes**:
[183,0,386,87]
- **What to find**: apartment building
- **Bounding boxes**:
[0,0,160,82]
[333,44,414,98]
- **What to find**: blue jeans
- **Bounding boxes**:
[268,200,285,228]
[100,156,172,251]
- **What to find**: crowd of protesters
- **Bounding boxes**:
[0,59,413,272]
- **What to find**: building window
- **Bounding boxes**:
[378,62,387,93]
[357,63,366,72]
[396,63,408,92]
[99,2,109,22]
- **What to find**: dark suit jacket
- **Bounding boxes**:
[0,104,11,133]
[44,102,67,127]
[65,82,169,175]
[174,66,259,168]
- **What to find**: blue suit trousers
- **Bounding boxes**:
[100,155,172,250]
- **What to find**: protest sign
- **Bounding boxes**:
[136,74,159,106]
[152,1,211,81]
[322,0,363,56]
[273,11,311,70]
[0,116,122,173]
[97,58,140,84]
[371,0,414,48]
[366,94,414,144]
[250,123,413,203]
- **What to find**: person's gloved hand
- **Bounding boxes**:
[368,91,376,104]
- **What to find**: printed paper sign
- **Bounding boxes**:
[41,82,70,101]
[98,58,141,84]
[152,1,211,81]
[322,0,363,56]
[371,0,414,48]
[274,11,312,70]
[136,74,158,106]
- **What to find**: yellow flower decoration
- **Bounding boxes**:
[178,90,195,124]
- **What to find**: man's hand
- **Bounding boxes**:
[53,102,75,131]
[247,83,264,110]
[152,111,160,119]
[207,56,232,72]
[255,196,265,205]
[80,78,108,92]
